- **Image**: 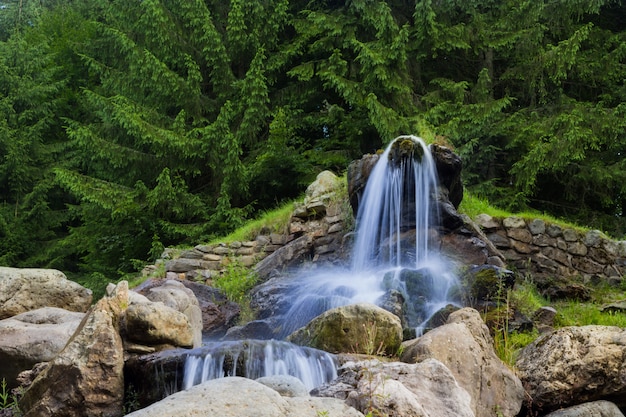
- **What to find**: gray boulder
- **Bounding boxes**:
[544,400,625,417]
[124,377,364,417]
[256,375,309,397]
[133,278,240,339]
[0,307,84,388]
[315,358,474,417]
[141,279,203,347]
[124,302,195,348]
[0,267,92,319]
[516,325,626,413]
[400,307,524,417]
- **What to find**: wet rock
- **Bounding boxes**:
[287,303,402,356]
[431,143,463,208]
[254,235,314,281]
[0,267,92,319]
[223,320,276,340]
[347,154,380,216]
[460,265,516,304]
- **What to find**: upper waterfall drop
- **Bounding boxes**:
[272,135,460,337]
[351,135,440,270]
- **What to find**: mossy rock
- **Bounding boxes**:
[461,265,516,302]
[286,303,402,356]
[388,137,424,167]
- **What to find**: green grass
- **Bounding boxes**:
[207,201,296,245]
[491,278,626,367]
[458,193,511,219]
[213,260,259,324]
[509,279,547,317]
[554,302,626,328]
[458,191,590,234]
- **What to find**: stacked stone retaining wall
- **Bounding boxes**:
[158,198,349,284]
[475,214,626,285]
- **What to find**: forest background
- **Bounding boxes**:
[1,0,626,287]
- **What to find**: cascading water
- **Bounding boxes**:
[351,135,438,269]
[274,135,460,336]
[182,340,337,392]
[181,135,460,393]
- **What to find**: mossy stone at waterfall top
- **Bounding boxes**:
[388,137,425,166]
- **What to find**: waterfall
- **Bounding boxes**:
[351,135,439,269]
[273,135,460,335]
[181,135,460,393]
[182,340,337,392]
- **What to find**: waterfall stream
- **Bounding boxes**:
[182,340,337,391]
[181,135,460,391]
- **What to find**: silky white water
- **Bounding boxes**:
[351,135,439,269]
[182,340,337,391]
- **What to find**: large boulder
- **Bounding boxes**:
[400,307,524,417]
[254,234,314,281]
[516,325,626,414]
[138,279,203,347]
[134,278,239,338]
[287,303,402,356]
[315,358,474,417]
[0,267,92,319]
[543,400,625,417]
[18,283,126,417]
[124,376,364,417]
[124,302,195,348]
[0,307,84,389]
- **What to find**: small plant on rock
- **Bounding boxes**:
[214,260,258,324]
[0,378,21,416]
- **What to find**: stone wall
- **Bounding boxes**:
[157,171,350,284]
[474,214,626,285]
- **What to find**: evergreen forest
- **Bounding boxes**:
[2,0,626,283]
